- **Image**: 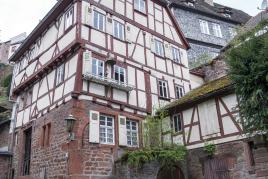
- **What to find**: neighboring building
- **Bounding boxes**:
[169,0,251,67]
[8,0,191,178]
[0,33,27,64]
[163,68,268,178]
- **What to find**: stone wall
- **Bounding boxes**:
[187,140,268,179]
[0,121,10,149]
[0,156,11,179]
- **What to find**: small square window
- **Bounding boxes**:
[173,114,182,133]
[175,85,184,99]
[65,7,74,30]
[172,47,181,63]
[113,20,125,40]
[93,10,105,31]
[155,40,164,57]
[158,80,168,98]
[126,120,138,147]
[134,0,146,13]
[56,64,65,85]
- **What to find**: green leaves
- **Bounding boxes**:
[227,20,268,134]
[120,145,187,168]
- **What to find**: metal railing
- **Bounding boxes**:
[82,73,135,92]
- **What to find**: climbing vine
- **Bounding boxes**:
[120,108,187,168]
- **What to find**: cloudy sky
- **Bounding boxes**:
[0,0,264,42]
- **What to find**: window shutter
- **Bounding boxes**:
[83,51,92,75]
[125,23,132,43]
[150,36,155,53]
[164,43,172,59]
[118,115,127,146]
[106,14,113,35]
[85,5,93,26]
[89,110,100,143]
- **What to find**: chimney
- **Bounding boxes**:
[204,0,214,6]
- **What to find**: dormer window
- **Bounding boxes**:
[65,7,74,30]
[184,0,195,7]
[134,0,146,14]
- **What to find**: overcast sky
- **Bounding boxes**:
[0,0,264,42]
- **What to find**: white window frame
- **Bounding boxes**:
[126,120,139,147]
[212,23,222,38]
[158,80,168,98]
[134,0,146,13]
[113,20,125,40]
[155,40,164,57]
[64,7,74,30]
[199,19,210,35]
[93,10,105,31]
[114,66,126,84]
[99,115,115,144]
[92,59,104,78]
[56,64,64,85]
[173,114,182,133]
[172,47,181,63]
[175,85,184,99]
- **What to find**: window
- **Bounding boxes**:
[65,7,73,30]
[100,115,114,144]
[93,10,105,31]
[199,19,210,35]
[92,59,104,78]
[134,0,146,13]
[41,123,51,148]
[158,80,168,98]
[25,90,32,107]
[113,20,125,40]
[173,114,182,133]
[56,64,65,85]
[229,27,237,38]
[126,120,138,147]
[11,46,17,53]
[172,47,181,63]
[212,23,222,38]
[114,66,126,84]
[175,85,184,99]
[155,40,164,57]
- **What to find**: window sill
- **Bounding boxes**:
[154,53,165,59]
[172,131,183,136]
[113,36,126,43]
[159,97,170,101]
[134,9,147,16]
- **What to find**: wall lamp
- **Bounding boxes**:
[65,114,77,141]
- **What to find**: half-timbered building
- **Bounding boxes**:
[8,0,191,178]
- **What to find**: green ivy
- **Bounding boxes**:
[203,143,216,156]
[120,145,187,168]
[226,20,268,134]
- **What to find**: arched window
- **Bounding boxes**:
[157,166,185,179]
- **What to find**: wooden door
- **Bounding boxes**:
[22,128,32,176]
[203,157,230,179]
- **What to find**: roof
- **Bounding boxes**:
[244,11,268,31]
[169,0,251,24]
[165,76,233,110]
[10,0,190,62]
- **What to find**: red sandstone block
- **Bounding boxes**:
[256,169,268,177]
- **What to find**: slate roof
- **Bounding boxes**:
[169,0,251,24]
[164,76,233,110]
[244,11,268,30]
